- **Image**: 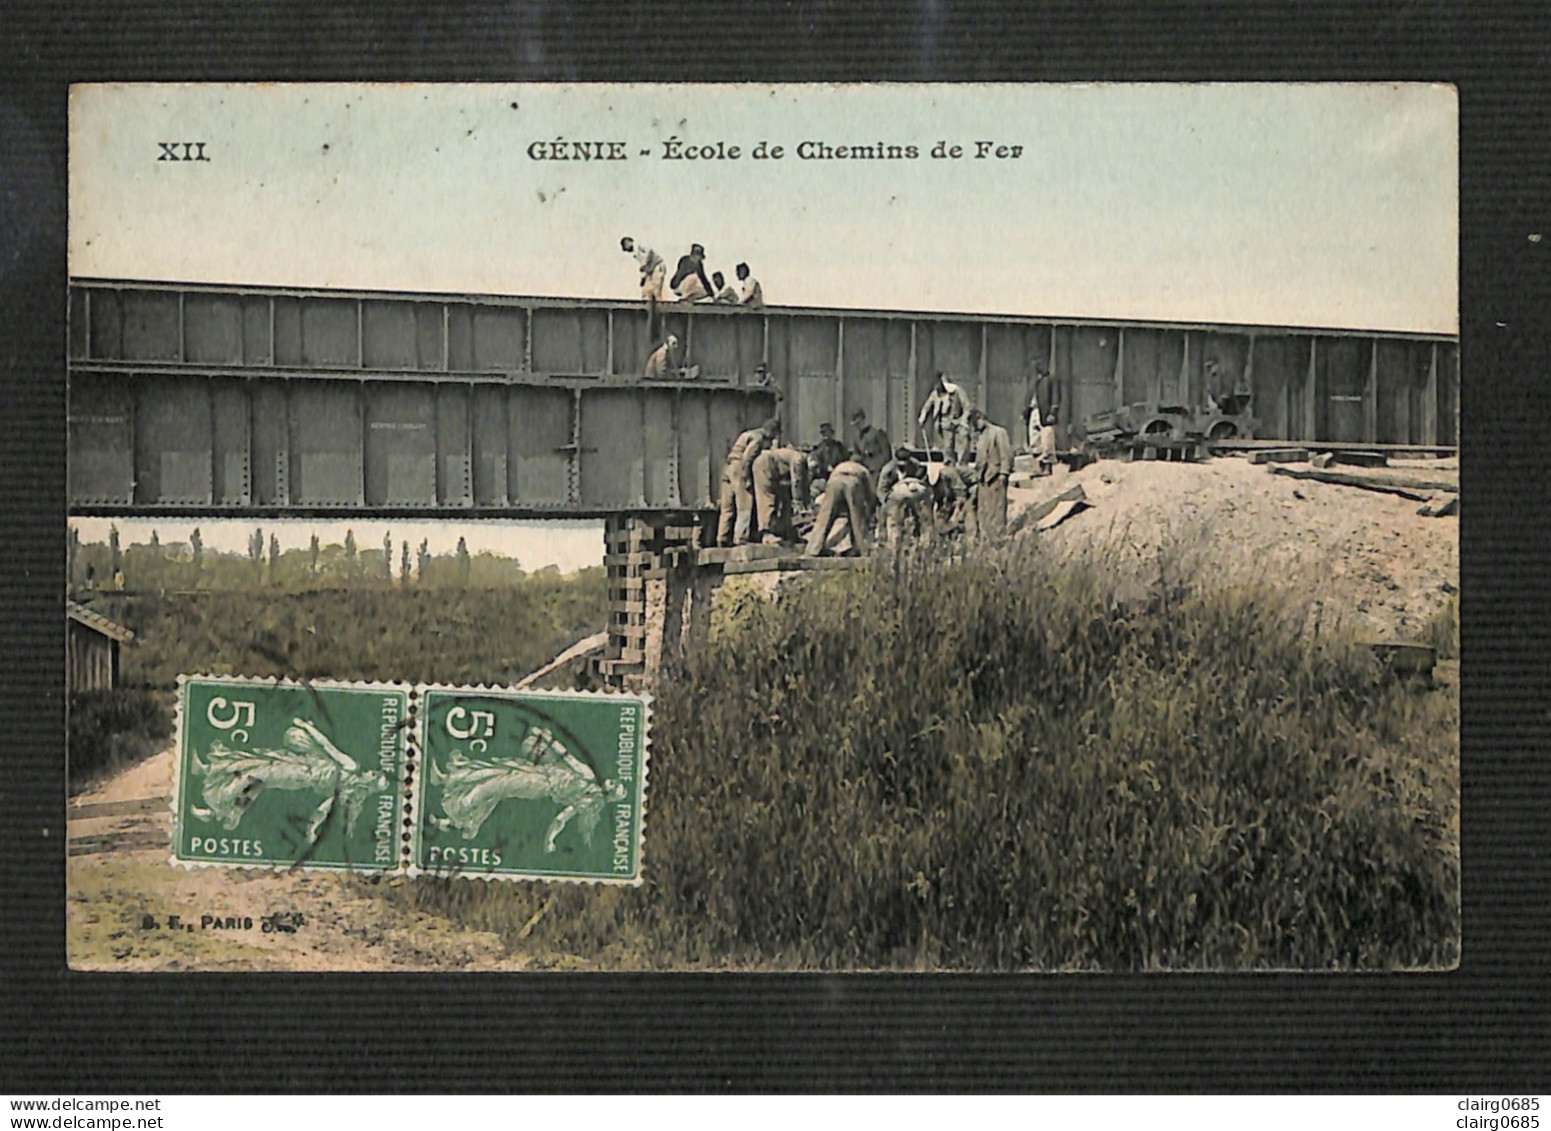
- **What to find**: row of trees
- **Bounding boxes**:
[67,526,537,593]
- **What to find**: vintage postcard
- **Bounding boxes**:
[66,83,1458,972]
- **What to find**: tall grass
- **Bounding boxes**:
[386,535,1459,971]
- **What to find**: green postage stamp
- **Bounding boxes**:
[171,677,650,884]
[416,688,648,883]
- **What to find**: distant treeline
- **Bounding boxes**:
[68,527,540,593]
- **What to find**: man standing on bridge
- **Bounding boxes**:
[1024,360,1060,473]
[621,236,666,302]
[968,408,1012,540]
[919,372,971,463]
[805,459,876,558]
[752,445,812,545]
[717,417,781,546]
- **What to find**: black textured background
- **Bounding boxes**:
[2,1,1547,1093]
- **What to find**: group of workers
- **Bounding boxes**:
[622,237,763,308]
[715,380,1024,558]
[625,237,764,381]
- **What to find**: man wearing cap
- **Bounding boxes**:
[806,422,848,488]
[717,417,781,546]
[918,372,971,463]
[968,408,1013,540]
[751,445,812,545]
[805,459,876,557]
[878,447,934,546]
[671,243,714,303]
[644,334,680,379]
[849,408,892,488]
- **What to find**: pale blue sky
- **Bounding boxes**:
[71,83,1456,333]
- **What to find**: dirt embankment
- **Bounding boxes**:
[1008,455,1458,642]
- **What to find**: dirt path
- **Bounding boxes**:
[67,749,529,971]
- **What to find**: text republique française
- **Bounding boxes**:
[526,137,1023,161]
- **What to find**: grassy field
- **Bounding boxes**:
[85,568,609,689]
[384,537,1459,971]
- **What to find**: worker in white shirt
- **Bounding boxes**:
[711,271,742,304]
[620,236,666,302]
[918,372,971,463]
[735,262,764,309]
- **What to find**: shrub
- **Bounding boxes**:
[386,536,1459,971]
[68,688,173,792]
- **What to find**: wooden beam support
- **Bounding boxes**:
[1270,465,1452,499]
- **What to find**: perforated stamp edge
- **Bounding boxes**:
[408,683,653,886]
[168,674,416,876]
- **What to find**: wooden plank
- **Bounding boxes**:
[1269,467,1441,500]
[1247,448,1309,465]
[1213,439,1455,455]
[604,550,657,568]
[1329,450,1388,468]
[1011,480,1085,524]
